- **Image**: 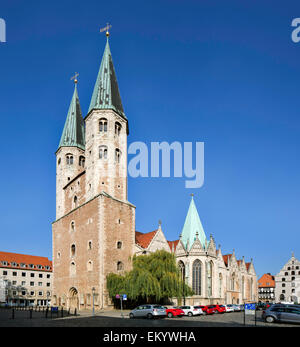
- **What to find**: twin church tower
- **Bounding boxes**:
[52,33,135,310]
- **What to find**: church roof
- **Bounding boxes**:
[181,196,207,251]
[168,240,179,252]
[135,230,158,249]
[223,254,232,267]
[58,84,85,151]
[88,38,125,118]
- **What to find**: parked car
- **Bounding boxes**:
[210,305,226,313]
[195,305,215,315]
[232,304,241,312]
[224,305,235,312]
[262,304,300,324]
[178,305,203,316]
[129,304,166,319]
[164,307,185,318]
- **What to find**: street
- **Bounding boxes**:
[0,308,298,327]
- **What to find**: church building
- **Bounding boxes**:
[52,32,257,310]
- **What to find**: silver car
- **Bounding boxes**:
[262,304,300,324]
[129,304,166,319]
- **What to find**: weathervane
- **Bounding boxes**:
[71,72,79,84]
[100,23,112,37]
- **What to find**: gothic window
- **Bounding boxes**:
[58,158,61,165]
[115,148,121,163]
[178,261,185,282]
[231,273,236,291]
[206,261,213,297]
[71,244,76,257]
[192,260,202,295]
[115,122,121,136]
[79,156,85,168]
[117,241,122,249]
[99,118,108,132]
[66,154,73,165]
[99,146,108,159]
[117,261,124,271]
[219,273,223,298]
[88,241,92,250]
[71,221,75,232]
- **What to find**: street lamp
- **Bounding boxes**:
[92,287,95,316]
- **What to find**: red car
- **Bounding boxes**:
[195,305,215,315]
[211,305,226,313]
[164,307,185,318]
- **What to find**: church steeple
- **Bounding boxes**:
[181,195,207,251]
[58,83,85,151]
[88,37,125,119]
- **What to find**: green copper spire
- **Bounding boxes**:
[88,38,125,118]
[181,196,207,250]
[58,84,85,151]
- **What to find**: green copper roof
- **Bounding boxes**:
[181,197,207,251]
[88,38,125,118]
[58,84,85,151]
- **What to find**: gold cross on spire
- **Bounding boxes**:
[100,23,112,37]
[70,72,79,84]
[190,193,194,197]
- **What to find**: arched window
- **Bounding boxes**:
[99,146,108,159]
[58,158,61,165]
[178,261,185,282]
[206,261,213,297]
[117,241,122,249]
[88,241,92,250]
[192,260,202,295]
[71,244,76,257]
[219,273,222,298]
[115,122,121,136]
[87,260,93,272]
[71,221,75,232]
[79,156,85,168]
[117,261,124,271]
[73,196,78,208]
[99,118,108,133]
[115,148,121,163]
[231,273,236,291]
[66,154,73,165]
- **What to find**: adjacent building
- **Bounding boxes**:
[135,197,258,306]
[0,251,52,306]
[275,253,300,303]
[258,273,275,303]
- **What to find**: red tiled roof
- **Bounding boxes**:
[135,230,158,249]
[0,251,52,272]
[223,254,232,266]
[258,273,275,288]
[167,240,179,252]
[246,262,251,271]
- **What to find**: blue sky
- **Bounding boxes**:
[1,0,300,278]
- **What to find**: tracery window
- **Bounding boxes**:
[192,260,202,295]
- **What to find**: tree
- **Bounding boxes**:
[106,250,193,304]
